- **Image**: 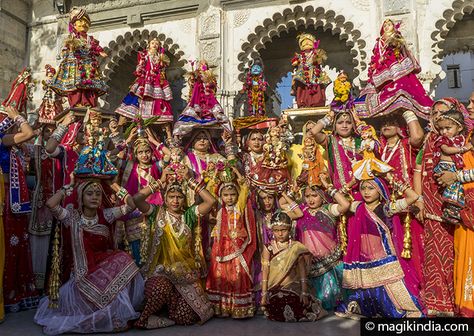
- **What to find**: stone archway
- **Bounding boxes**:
[234,5,367,115]
[236,5,368,83]
[99,29,188,113]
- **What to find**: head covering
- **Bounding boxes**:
[133,137,152,157]
[360,178,390,201]
[68,7,90,35]
[185,129,218,153]
[77,179,103,212]
[45,64,56,75]
[433,97,474,132]
[243,129,264,152]
[304,185,331,204]
[379,19,401,36]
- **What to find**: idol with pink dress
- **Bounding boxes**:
[173,60,231,137]
[115,38,173,122]
[357,19,433,120]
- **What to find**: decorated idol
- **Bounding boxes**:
[291,33,331,108]
[50,7,107,108]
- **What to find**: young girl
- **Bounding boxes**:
[433,109,472,224]
[206,166,257,318]
[261,212,327,322]
[283,175,350,310]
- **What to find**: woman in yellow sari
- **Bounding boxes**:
[133,166,216,329]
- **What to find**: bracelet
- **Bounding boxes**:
[224,143,238,156]
[149,179,162,193]
[300,279,307,282]
[14,115,27,127]
[328,188,338,198]
[116,187,129,201]
[61,185,73,197]
[319,115,332,128]
[413,168,422,173]
[261,279,268,282]
[457,169,474,183]
[288,201,298,211]
[416,195,424,203]
[188,177,199,190]
[301,292,310,296]
[51,124,68,142]
[402,110,418,124]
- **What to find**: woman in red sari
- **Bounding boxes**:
[35,179,143,334]
[206,166,257,318]
[414,98,466,316]
[0,107,37,313]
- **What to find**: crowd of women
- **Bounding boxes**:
[1,6,474,336]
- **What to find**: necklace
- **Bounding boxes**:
[381,138,400,163]
[166,210,185,237]
[80,214,98,227]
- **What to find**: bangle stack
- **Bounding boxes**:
[51,124,68,142]
[61,184,73,197]
[14,115,27,127]
[116,187,129,201]
[457,169,474,183]
[319,114,332,128]
[328,188,338,198]
[149,179,162,193]
[188,177,206,194]
[224,143,238,157]
[402,111,418,124]
[288,201,298,211]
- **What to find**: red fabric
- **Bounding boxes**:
[295,81,326,108]
[434,135,465,169]
[3,182,38,306]
[421,132,455,315]
[2,68,30,113]
[67,90,98,108]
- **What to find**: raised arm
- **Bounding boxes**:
[1,107,34,147]
[403,110,424,148]
[279,191,303,219]
[320,174,350,215]
[45,112,75,154]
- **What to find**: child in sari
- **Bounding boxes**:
[261,212,327,322]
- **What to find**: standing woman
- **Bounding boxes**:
[35,179,143,334]
[1,106,37,314]
[0,107,25,322]
[378,110,425,299]
[306,110,362,196]
[336,172,424,318]
[413,98,465,316]
[134,166,216,329]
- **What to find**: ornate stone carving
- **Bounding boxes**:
[201,41,219,65]
[351,0,370,11]
[199,6,221,38]
[233,9,250,28]
[383,0,410,15]
[183,20,192,34]
[71,0,156,14]
[201,15,218,35]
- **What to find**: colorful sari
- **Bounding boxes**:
[420,132,455,315]
[263,240,327,321]
[295,204,344,310]
[136,205,214,327]
[206,183,257,318]
[35,200,143,334]
[380,137,424,298]
[454,130,474,316]
[336,202,423,318]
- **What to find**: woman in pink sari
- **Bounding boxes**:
[378,110,425,299]
[336,174,424,318]
[359,19,433,120]
[120,135,164,265]
[307,110,362,197]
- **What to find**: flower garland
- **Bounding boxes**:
[244,72,267,116]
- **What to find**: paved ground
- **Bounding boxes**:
[0,309,360,336]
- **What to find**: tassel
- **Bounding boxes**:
[401,212,412,259]
[47,224,61,309]
[339,214,348,255]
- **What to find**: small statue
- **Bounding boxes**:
[37,65,64,124]
[116,37,173,122]
[173,60,231,137]
[74,109,118,178]
[298,136,326,187]
[291,33,331,108]
[352,122,393,179]
[241,60,268,117]
[262,126,288,169]
[50,7,107,108]
[1,67,33,114]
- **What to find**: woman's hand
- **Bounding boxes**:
[435,171,457,187]
[5,106,19,119]
[319,173,331,190]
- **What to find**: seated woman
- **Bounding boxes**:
[261,211,327,322]
[133,165,216,329]
[34,179,144,335]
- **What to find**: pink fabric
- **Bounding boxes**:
[124,162,163,205]
[295,205,337,260]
